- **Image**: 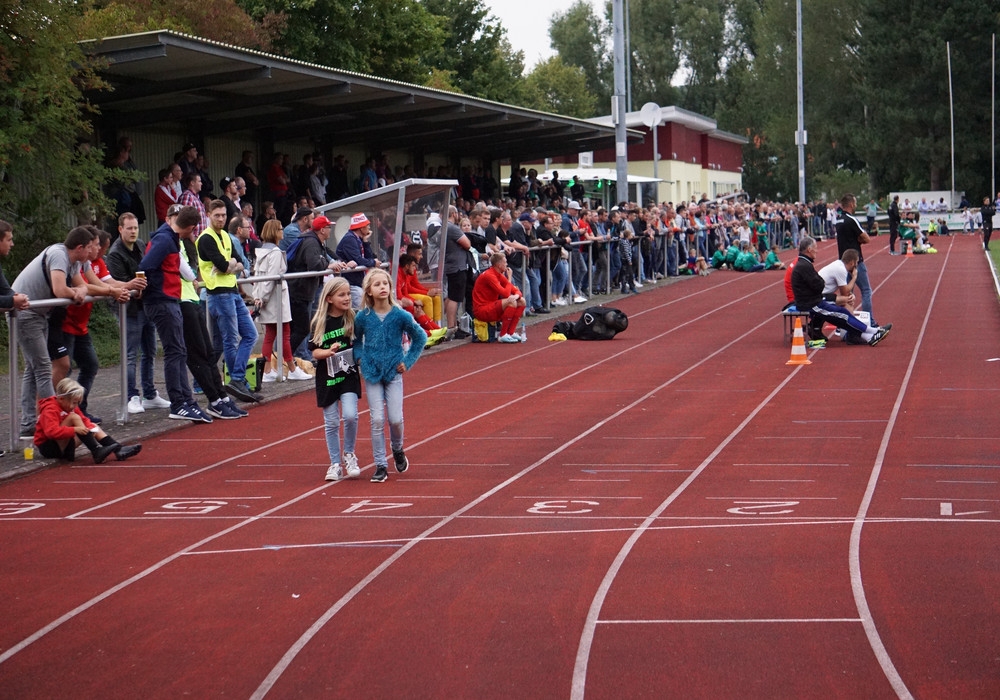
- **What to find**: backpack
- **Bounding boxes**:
[285,236,305,267]
[552,307,628,340]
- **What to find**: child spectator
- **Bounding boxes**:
[764,244,786,270]
[711,242,729,270]
[35,378,141,463]
[254,220,311,382]
[309,277,362,482]
[396,254,447,343]
[618,225,637,294]
[353,269,427,483]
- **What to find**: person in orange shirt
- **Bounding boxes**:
[396,254,446,344]
[472,253,527,343]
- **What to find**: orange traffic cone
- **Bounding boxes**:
[905,240,914,257]
[786,317,812,366]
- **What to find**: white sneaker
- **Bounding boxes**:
[325,463,343,481]
[127,396,145,414]
[287,366,312,380]
[498,334,520,343]
[142,391,171,409]
[344,452,360,478]
[573,295,587,303]
[552,298,568,307]
[634,281,644,288]
[261,370,279,383]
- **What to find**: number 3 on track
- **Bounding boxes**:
[527,500,599,515]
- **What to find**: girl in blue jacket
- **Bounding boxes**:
[354,268,427,482]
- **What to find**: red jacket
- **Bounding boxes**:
[397,269,430,299]
[472,266,519,315]
[35,396,95,445]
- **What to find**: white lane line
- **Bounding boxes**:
[148,496,272,500]
[732,463,851,467]
[935,480,996,484]
[846,241,958,700]
[755,436,862,440]
[54,481,115,484]
[750,479,816,483]
[252,279,789,699]
[599,618,862,625]
[908,463,1000,469]
[915,436,1000,440]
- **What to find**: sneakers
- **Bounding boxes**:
[325,463,344,481]
[206,400,242,420]
[634,281,644,288]
[141,392,171,409]
[344,452,361,478]
[868,326,891,347]
[573,294,587,304]
[552,297,568,306]
[452,329,471,340]
[127,396,145,414]
[286,366,312,381]
[115,444,142,461]
[261,370,279,383]
[392,448,408,473]
[224,397,248,417]
[226,379,261,403]
[93,442,120,464]
[168,402,213,423]
[498,334,520,343]
[371,464,389,482]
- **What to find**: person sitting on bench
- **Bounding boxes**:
[472,253,526,343]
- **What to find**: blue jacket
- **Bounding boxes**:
[335,231,377,288]
[353,306,427,384]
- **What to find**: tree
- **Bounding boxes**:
[549,0,612,115]
[0,0,119,259]
[419,0,526,103]
[79,0,277,50]
[522,57,597,118]
[857,0,999,198]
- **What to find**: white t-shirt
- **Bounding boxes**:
[818,259,850,295]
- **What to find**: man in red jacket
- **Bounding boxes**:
[472,252,526,343]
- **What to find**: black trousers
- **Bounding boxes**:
[180,301,226,402]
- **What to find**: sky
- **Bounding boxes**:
[482,0,604,72]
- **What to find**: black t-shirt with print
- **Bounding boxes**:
[307,314,362,407]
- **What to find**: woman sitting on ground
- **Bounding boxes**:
[35,378,142,463]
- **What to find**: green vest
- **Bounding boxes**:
[198,228,237,291]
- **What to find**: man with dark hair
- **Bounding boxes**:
[219,177,241,222]
[235,150,259,205]
[178,171,209,231]
[888,195,901,255]
[836,193,878,326]
[12,227,96,435]
[443,205,472,338]
[106,212,171,414]
[198,199,259,402]
[139,206,213,423]
[0,220,29,314]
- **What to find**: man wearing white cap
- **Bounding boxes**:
[336,212,378,308]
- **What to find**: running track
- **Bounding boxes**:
[2,234,999,698]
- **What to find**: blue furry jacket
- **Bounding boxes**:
[353,306,427,384]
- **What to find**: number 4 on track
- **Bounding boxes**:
[342,499,412,514]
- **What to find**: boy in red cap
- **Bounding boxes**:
[335,212,378,308]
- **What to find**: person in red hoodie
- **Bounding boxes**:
[35,378,141,463]
[396,254,447,345]
[472,253,527,343]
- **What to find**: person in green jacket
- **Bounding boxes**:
[764,245,785,270]
[711,243,729,270]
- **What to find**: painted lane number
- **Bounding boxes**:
[727,500,799,515]
[527,500,600,515]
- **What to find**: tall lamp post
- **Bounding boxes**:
[613,0,628,202]
[795,0,806,204]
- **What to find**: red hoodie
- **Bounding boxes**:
[34,396,96,445]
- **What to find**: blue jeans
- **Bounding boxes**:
[144,301,192,410]
[551,258,569,298]
[323,393,359,465]
[855,261,875,323]
[366,375,404,467]
[126,309,157,400]
[207,292,258,384]
[65,332,99,413]
[18,310,54,432]
[527,267,543,310]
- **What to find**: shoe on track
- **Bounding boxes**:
[371,464,389,482]
[344,452,361,478]
[392,449,408,473]
[115,444,142,461]
[325,463,343,482]
[868,326,891,347]
[168,402,213,423]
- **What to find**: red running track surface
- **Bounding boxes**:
[2,234,999,698]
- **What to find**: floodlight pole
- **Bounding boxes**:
[613,0,629,202]
[795,0,806,204]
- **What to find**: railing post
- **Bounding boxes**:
[117,303,129,424]
[6,311,18,452]
[275,274,285,382]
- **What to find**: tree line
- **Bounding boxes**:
[2,0,998,260]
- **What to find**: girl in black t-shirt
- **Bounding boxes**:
[309,277,362,482]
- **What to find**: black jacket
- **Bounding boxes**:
[287,232,330,302]
[790,254,826,310]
